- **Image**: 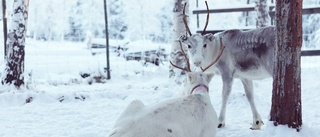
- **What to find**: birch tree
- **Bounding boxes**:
[170,0,189,85]
[1,0,29,88]
[270,0,303,131]
[255,0,270,28]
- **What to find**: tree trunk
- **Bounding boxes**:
[270,0,303,131]
[1,0,29,88]
[255,0,270,28]
[170,0,189,85]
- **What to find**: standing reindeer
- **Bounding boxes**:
[179,2,275,130]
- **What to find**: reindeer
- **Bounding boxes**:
[108,44,221,137]
[178,2,276,130]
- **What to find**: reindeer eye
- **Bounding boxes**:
[188,45,191,49]
[203,44,207,48]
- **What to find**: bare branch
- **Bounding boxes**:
[202,1,210,35]
[170,61,187,71]
[170,41,191,72]
[201,37,225,72]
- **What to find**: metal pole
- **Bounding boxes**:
[196,0,198,7]
[104,0,111,79]
[245,0,250,26]
[196,0,199,29]
[2,0,7,59]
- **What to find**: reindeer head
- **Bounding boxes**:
[184,72,214,95]
[179,33,219,67]
[170,39,218,95]
[179,1,225,69]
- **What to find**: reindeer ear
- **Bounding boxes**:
[204,73,214,83]
[179,35,188,43]
[204,33,215,41]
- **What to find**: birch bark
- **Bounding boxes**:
[255,0,270,28]
[1,0,29,88]
[170,0,189,85]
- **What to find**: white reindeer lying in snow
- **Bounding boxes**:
[107,50,220,137]
[107,72,217,137]
[178,2,275,130]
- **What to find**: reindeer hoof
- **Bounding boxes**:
[218,123,225,128]
[250,120,264,130]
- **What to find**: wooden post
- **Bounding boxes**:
[270,0,303,131]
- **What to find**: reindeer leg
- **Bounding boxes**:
[240,78,263,130]
[218,73,233,128]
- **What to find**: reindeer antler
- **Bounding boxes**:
[183,3,192,36]
[201,37,225,72]
[170,41,191,72]
[202,1,210,35]
[172,1,220,73]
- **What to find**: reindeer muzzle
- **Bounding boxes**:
[191,85,209,94]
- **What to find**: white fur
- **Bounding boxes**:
[107,72,217,137]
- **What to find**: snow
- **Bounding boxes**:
[0,39,320,137]
[1,0,320,136]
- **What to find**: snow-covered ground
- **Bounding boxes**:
[0,39,319,137]
[1,0,320,136]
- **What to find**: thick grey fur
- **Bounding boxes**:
[180,26,276,130]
